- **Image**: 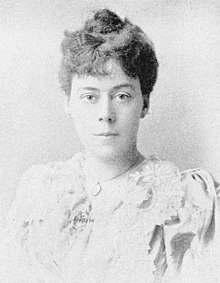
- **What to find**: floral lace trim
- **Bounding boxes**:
[124,158,185,226]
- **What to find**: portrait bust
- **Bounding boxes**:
[0,4,219,283]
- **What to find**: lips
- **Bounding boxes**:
[94,132,118,136]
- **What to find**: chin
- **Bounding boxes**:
[86,145,124,160]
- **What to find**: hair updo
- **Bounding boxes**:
[59,9,158,108]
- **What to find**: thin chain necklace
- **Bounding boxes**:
[84,156,145,197]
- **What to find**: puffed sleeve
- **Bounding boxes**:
[0,165,62,283]
[163,168,220,282]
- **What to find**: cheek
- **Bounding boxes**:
[71,105,87,124]
[72,110,96,141]
[71,112,86,136]
[122,108,141,134]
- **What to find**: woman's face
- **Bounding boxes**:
[66,60,147,160]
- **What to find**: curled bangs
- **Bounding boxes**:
[59,31,118,95]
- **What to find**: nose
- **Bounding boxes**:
[98,97,116,123]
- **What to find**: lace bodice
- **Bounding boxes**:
[0,153,219,282]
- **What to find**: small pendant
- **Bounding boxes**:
[92,182,102,197]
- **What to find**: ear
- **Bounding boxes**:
[140,96,150,119]
[140,107,149,119]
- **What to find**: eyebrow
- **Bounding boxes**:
[79,87,99,92]
[79,83,136,92]
[112,83,136,92]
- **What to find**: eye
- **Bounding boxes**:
[114,92,131,101]
[81,93,98,103]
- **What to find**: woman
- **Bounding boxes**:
[1,8,219,283]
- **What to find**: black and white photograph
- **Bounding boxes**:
[0,1,220,282]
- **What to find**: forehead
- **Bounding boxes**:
[71,60,140,91]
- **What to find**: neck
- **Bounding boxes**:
[83,149,145,183]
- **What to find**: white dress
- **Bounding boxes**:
[0,153,219,283]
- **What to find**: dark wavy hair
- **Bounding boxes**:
[59,9,158,109]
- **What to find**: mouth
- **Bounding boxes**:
[94,132,118,137]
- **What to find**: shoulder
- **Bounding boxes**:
[6,152,85,233]
[128,156,218,225]
[16,152,84,198]
[180,168,218,203]
[139,156,218,202]
[18,151,84,190]
[139,156,217,189]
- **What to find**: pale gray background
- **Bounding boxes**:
[0,0,220,227]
